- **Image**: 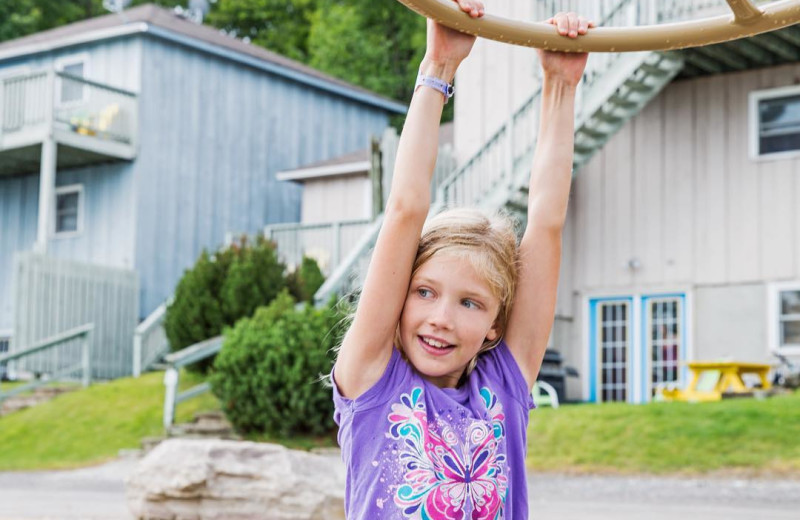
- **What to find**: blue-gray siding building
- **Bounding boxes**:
[0,4,404,376]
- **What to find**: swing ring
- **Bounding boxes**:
[396,0,800,52]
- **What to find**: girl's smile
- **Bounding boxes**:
[399,252,501,388]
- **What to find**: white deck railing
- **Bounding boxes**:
[0,69,138,155]
[12,252,139,380]
[53,72,137,145]
[265,219,373,275]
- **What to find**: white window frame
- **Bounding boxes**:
[749,84,800,161]
[53,184,84,239]
[768,281,800,356]
[54,53,90,106]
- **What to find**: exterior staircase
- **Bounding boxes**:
[314,0,800,302]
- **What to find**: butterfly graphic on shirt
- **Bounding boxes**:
[387,386,508,519]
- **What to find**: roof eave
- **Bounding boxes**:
[0,21,407,115]
[276,161,371,182]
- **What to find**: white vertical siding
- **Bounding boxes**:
[726,71,762,282]
[632,98,665,286]
[693,75,727,284]
[0,175,38,330]
[12,252,138,379]
[301,174,371,224]
[571,63,800,292]
[562,63,800,376]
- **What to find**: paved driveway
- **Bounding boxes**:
[0,456,798,519]
[528,473,800,520]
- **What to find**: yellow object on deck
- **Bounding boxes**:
[660,361,772,403]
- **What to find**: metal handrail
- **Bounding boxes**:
[0,324,94,404]
[132,299,171,377]
[162,336,224,429]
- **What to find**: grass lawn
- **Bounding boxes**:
[0,370,219,471]
[3,372,798,475]
[527,390,800,476]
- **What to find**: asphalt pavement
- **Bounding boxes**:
[0,454,798,519]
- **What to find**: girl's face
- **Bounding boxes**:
[399,251,501,388]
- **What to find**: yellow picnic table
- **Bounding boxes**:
[660,361,772,402]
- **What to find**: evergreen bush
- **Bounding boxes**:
[163,236,286,372]
[210,291,346,436]
[286,256,326,303]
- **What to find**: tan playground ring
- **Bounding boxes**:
[396,0,800,52]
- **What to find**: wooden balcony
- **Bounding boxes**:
[0,70,138,176]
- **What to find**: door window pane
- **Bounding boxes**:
[649,298,682,397]
[599,302,629,402]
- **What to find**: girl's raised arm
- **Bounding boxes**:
[505,13,593,390]
[334,1,484,400]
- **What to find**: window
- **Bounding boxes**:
[768,282,800,355]
[54,185,83,237]
[751,85,800,159]
[55,54,89,105]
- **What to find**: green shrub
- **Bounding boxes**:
[220,236,287,321]
[210,291,346,436]
[286,256,326,303]
[164,236,286,372]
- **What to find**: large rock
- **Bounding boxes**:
[126,439,345,520]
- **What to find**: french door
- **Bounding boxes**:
[589,293,687,403]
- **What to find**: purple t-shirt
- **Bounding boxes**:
[333,340,535,519]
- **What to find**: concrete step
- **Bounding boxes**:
[0,385,77,415]
[143,410,240,453]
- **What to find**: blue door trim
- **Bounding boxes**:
[588,296,634,403]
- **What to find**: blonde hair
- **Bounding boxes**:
[397,207,520,380]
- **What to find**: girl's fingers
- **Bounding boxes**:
[555,13,569,36]
[578,16,589,35]
[548,12,595,37]
[456,0,484,17]
[566,12,579,37]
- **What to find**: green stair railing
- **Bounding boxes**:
[0,324,94,406]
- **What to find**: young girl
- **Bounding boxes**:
[333,2,593,518]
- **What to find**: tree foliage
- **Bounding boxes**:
[163,236,288,372]
[205,0,318,63]
[308,0,425,104]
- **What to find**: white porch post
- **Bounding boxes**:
[35,69,57,254]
